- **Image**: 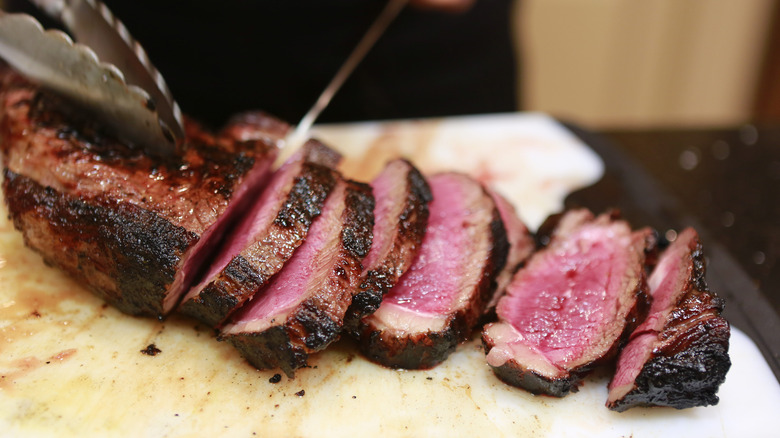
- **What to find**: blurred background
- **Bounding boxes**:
[516,0,779,128]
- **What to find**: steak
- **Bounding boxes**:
[220,177,374,377]
[342,159,432,334]
[0,68,277,317]
[355,172,508,369]
[482,209,651,397]
[178,141,341,326]
[607,228,731,411]
[483,189,534,316]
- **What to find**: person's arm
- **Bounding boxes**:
[410,0,477,13]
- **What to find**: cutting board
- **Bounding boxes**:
[1,113,778,437]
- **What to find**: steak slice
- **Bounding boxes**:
[483,190,534,316]
[355,172,508,369]
[607,228,731,411]
[0,68,277,317]
[178,142,341,327]
[220,177,374,377]
[482,209,651,397]
[342,159,432,334]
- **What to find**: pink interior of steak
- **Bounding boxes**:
[226,182,347,333]
[180,153,304,304]
[490,220,636,369]
[361,160,410,270]
[165,154,276,312]
[608,228,695,392]
[608,332,656,395]
[483,322,568,379]
[380,174,473,316]
[488,189,533,307]
[491,191,531,258]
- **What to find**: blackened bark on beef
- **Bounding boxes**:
[3,169,196,315]
[0,68,276,317]
[607,228,730,411]
[220,179,374,377]
[178,143,340,327]
[342,159,432,334]
[355,173,508,370]
[482,209,651,397]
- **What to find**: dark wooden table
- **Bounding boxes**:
[602,126,780,315]
[563,124,780,380]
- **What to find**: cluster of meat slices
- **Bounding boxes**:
[482,210,731,410]
[0,67,512,377]
[0,67,730,409]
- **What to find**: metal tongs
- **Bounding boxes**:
[0,0,406,159]
[0,0,184,157]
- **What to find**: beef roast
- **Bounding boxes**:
[0,68,277,317]
[220,177,374,377]
[484,190,534,315]
[355,172,508,369]
[342,159,432,333]
[178,141,340,326]
[607,228,731,411]
[482,209,651,397]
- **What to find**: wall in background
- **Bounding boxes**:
[516,0,776,129]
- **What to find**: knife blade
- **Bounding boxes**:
[279,0,409,165]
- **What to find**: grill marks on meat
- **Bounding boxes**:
[355,173,508,369]
[0,70,277,317]
[607,228,730,411]
[482,210,651,397]
[179,143,341,326]
[220,178,374,377]
[343,159,432,334]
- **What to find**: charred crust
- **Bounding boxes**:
[356,179,508,369]
[484,358,574,397]
[361,323,460,370]
[224,327,309,378]
[608,229,731,411]
[178,256,259,327]
[223,180,373,376]
[274,164,337,228]
[343,161,431,333]
[294,299,343,351]
[181,163,339,326]
[345,269,396,334]
[608,318,731,412]
[3,170,195,317]
[341,180,375,261]
[482,203,510,306]
[534,211,564,248]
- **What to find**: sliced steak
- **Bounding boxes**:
[178,142,341,327]
[482,209,651,397]
[220,177,374,377]
[0,68,277,317]
[607,228,731,411]
[342,159,432,334]
[355,172,508,369]
[483,190,535,316]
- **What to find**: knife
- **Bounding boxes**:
[279,0,409,165]
[0,0,183,157]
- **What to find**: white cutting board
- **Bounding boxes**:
[1,113,778,437]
